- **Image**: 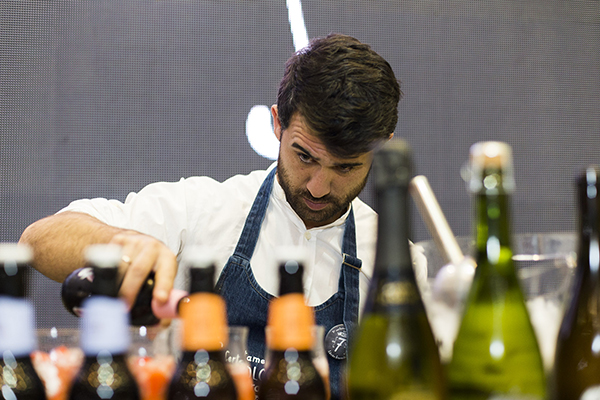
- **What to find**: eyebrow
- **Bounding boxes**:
[291,143,364,168]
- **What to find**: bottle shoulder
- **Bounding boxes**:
[259,350,326,400]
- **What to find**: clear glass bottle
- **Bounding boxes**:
[347,139,444,400]
[447,141,546,400]
[554,166,600,400]
[167,247,237,400]
[258,248,327,400]
[0,243,47,400]
[68,244,141,400]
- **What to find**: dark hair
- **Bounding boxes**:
[276,33,402,158]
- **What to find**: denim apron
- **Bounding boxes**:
[215,168,362,400]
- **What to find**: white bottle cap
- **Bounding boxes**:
[0,243,33,263]
[0,298,37,356]
[469,141,515,193]
[85,244,123,268]
[80,297,130,355]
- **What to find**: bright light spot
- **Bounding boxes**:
[194,382,210,397]
[50,327,58,338]
[286,0,309,51]
[2,385,16,400]
[483,175,498,190]
[97,384,114,399]
[486,236,501,264]
[386,342,401,359]
[592,334,600,355]
[284,380,300,395]
[590,238,600,273]
[245,105,279,160]
[489,340,505,359]
[139,326,147,337]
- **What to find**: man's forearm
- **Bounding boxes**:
[19,211,125,282]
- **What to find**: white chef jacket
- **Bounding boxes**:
[59,163,380,314]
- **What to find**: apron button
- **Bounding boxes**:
[324,324,347,360]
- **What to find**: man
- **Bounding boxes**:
[20,33,401,399]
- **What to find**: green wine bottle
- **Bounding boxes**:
[447,141,546,400]
[347,139,445,400]
[554,166,600,400]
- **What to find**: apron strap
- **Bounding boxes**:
[232,168,277,260]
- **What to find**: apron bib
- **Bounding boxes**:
[215,168,362,400]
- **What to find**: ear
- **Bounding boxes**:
[388,132,394,140]
[271,105,282,142]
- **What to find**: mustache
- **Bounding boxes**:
[300,190,333,203]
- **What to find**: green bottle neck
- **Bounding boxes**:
[374,185,412,279]
[473,187,514,271]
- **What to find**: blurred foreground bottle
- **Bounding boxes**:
[167,247,237,400]
[258,248,327,400]
[0,243,47,399]
[554,166,600,400]
[347,139,445,400]
[447,142,546,399]
[68,244,140,400]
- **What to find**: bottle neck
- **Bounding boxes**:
[189,265,216,294]
[577,173,600,276]
[473,167,513,268]
[374,185,412,278]
[180,293,228,351]
[0,263,27,298]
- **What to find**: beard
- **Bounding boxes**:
[277,158,368,228]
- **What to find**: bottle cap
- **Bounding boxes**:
[469,141,515,193]
[0,243,33,263]
[179,293,228,351]
[267,293,315,351]
[85,244,122,268]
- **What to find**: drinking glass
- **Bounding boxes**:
[225,326,255,400]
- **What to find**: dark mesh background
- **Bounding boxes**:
[1,0,599,328]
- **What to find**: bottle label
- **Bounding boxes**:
[580,386,600,400]
[0,298,36,356]
[80,297,130,355]
[377,281,420,306]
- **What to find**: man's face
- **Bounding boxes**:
[272,107,375,229]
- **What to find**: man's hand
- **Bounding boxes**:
[20,211,178,310]
[110,231,178,309]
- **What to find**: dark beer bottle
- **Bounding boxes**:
[554,166,600,400]
[258,248,327,400]
[61,257,160,326]
[68,244,141,400]
[167,247,237,400]
[0,243,47,400]
[347,139,445,400]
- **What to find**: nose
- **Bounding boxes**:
[306,168,331,199]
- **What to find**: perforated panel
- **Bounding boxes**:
[1,0,599,328]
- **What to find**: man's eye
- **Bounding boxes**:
[338,166,354,173]
[298,153,311,163]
